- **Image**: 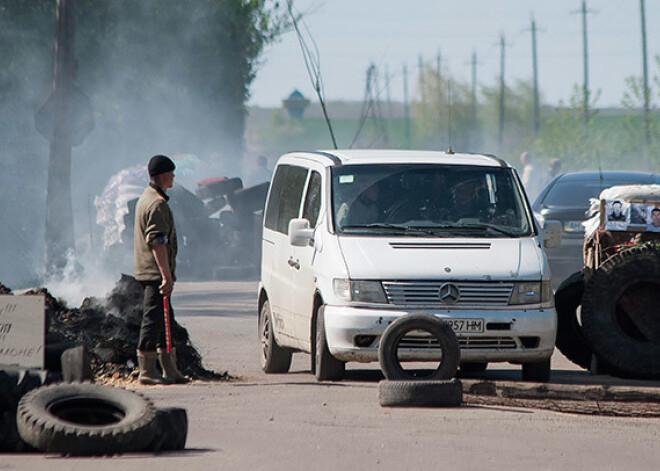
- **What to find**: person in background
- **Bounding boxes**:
[245,155,273,187]
[547,158,562,180]
[134,154,189,385]
[520,151,545,203]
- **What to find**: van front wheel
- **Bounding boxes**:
[315,306,345,381]
[521,358,551,382]
[259,301,292,373]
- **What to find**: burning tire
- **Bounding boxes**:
[581,244,660,379]
[378,379,463,407]
[145,407,188,452]
[17,383,157,455]
[379,314,460,381]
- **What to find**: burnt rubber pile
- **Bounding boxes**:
[0,275,225,382]
[555,242,660,380]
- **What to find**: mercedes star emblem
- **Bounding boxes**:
[438,283,460,304]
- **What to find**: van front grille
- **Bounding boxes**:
[398,333,518,350]
[382,281,514,306]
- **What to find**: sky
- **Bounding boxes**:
[249,0,660,109]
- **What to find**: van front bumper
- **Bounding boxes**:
[323,305,556,364]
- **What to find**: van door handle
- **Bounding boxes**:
[287,257,300,270]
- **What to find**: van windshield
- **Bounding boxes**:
[331,164,534,237]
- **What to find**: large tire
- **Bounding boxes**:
[17,383,157,456]
[145,407,188,452]
[379,314,460,381]
[259,300,292,373]
[378,379,463,407]
[521,358,551,382]
[554,271,592,369]
[582,244,660,378]
[315,306,346,381]
[0,370,45,452]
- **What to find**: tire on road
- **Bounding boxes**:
[379,379,463,407]
[0,369,45,452]
[379,314,460,381]
[17,383,157,456]
[144,407,188,452]
[315,306,346,381]
[581,244,660,379]
[259,300,293,374]
[554,271,592,370]
[521,358,551,382]
[459,362,488,374]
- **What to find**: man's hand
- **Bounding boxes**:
[159,276,174,297]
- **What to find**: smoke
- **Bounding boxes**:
[0,2,258,292]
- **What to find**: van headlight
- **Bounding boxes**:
[333,279,388,304]
[509,281,551,305]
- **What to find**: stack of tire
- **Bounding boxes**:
[378,314,463,408]
[555,242,660,379]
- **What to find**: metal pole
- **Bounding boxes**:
[581,0,590,133]
[531,15,540,138]
[640,0,651,169]
[403,64,411,149]
[498,33,506,158]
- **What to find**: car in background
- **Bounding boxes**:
[533,170,660,288]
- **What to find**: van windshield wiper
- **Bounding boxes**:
[438,222,519,237]
[340,223,437,235]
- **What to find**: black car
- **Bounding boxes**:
[533,171,660,288]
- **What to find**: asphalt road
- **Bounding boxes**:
[3,280,660,470]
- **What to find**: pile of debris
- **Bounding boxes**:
[1,275,226,382]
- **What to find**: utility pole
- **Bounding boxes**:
[580,0,590,133]
[45,0,77,274]
[437,50,443,142]
[471,50,478,127]
[498,33,506,158]
[640,0,651,169]
[530,15,541,138]
[403,64,411,149]
[385,65,394,148]
[418,55,426,104]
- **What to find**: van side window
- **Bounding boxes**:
[264,165,288,231]
[302,171,322,229]
[266,165,309,234]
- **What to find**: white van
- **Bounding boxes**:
[258,150,561,382]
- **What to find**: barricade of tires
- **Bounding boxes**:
[554,242,660,379]
[377,314,463,407]
[1,379,187,455]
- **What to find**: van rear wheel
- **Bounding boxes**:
[315,306,345,381]
[259,300,292,373]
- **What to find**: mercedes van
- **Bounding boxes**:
[258,150,561,382]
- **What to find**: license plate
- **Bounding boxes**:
[445,318,484,333]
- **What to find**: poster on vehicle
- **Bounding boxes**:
[0,296,45,369]
[648,205,660,232]
[604,199,630,230]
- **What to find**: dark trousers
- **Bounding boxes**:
[138,281,175,351]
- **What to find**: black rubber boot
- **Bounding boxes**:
[157,348,191,384]
[137,350,172,385]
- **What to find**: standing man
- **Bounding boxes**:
[134,154,189,384]
[520,151,544,203]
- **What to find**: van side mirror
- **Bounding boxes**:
[289,218,315,247]
[542,220,562,249]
